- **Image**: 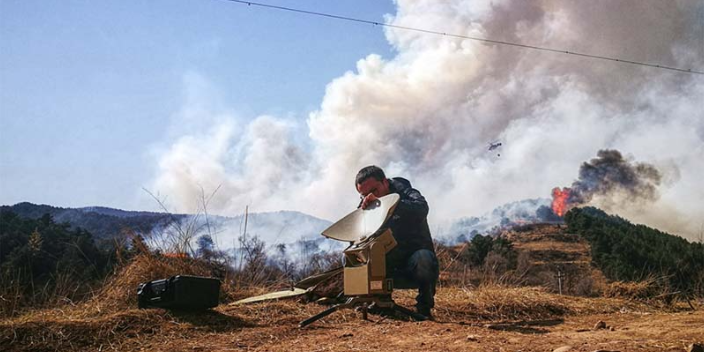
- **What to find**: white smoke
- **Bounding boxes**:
[150,1,704,241]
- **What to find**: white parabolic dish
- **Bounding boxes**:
[321,193,400,243]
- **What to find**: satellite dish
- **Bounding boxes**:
[321,193,400,243]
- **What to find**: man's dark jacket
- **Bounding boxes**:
[384,177,435,266]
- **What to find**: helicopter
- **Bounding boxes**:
[488,141,502,151]
[488,141,502,156]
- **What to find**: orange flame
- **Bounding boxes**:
[551,187,571,217]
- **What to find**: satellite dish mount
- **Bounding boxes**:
[300,194,427,327]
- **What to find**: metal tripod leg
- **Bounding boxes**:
[299,297,358,327]
[300,296,428,327]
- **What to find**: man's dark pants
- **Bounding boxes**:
[390,249,439,315]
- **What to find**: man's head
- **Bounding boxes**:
[355,165,390,198]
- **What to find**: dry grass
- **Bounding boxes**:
[429,285,652,322]
[220,284,655,329]
[1,309,169,352]
[90,254,224,315]
[0,281,663,352]
[0,253,243,352]
[603,279,661,300]
[0,306,257,352]
[600,277,692,309]
[0,252,228,323]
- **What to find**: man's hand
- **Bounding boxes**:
[360,193,379,209]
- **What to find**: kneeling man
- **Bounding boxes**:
[355,165,439,319]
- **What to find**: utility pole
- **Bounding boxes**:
[555,268,565,295]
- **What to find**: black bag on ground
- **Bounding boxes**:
[137,275,220,310]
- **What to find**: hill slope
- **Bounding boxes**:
[503,223,608,295]
[1,203,333,248]
[1,202,173,240]
[565,207,704,294]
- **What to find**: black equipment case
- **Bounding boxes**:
[137,275,220,310]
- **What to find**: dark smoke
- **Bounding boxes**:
[567,149,662,206]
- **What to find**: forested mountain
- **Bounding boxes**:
[1,202,175,239]
[564,207,704,294]
[0,210,121,313]
[0,203,333,248]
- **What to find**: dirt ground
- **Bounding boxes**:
[3,292,702,352]
[130,310,704,352]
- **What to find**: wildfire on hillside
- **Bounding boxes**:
[551,187,571,217]
[548,149,662,219]
[446,149,663,240]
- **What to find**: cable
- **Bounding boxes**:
[220,0,703,75]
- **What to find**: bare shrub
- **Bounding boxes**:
[603,277,662,300]
[483,252,509,279]
[298,251,343,280]
[435,242,472,287]
[142,187,221,257]
[573,275,595,296]
[436,240,526,288]
[535,270,558,292]
[515,251,531,276]
[231,234,285,289]
[0,271,24,317]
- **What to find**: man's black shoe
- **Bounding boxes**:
[416,307,434,321]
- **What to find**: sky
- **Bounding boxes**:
[2,0,703,240]
[0,0,394,209]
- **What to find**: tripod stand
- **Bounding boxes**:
[299,295,427,327]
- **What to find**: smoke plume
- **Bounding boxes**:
[572,149,662,204]
[552,149,665,216]
[150,0,704,241]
